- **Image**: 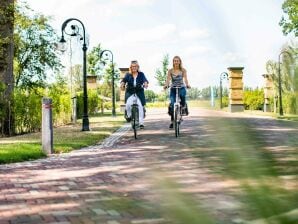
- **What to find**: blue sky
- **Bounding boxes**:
[26,0,294,91]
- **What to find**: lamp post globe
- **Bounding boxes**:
[220,72,229,109]
[59,18,90,131]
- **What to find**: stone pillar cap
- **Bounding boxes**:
[227,67,244,71]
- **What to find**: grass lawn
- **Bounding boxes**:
[0,113,125,164]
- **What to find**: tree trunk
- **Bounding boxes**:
[0,0,14,136]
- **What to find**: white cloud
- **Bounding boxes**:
[113,0,156,7]
[179,28,210,40]
[183,45,211,56]
[107,24,177,46]
[223,52,246,66]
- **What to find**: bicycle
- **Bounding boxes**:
[125,84,143,139]
[172,86,183,137]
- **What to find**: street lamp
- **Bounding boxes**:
[59,18,90,131]
[220,72,229,109]
[100,49,116,117]
[278,50,292,116]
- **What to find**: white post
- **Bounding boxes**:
[42,97,53,154]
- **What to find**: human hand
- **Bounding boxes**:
[186,85,191,89]
[144,82,148,89]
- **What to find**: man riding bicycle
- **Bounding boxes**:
[120,60,149,129]
[164,56,191,129]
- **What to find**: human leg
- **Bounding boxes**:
[180,87,188,115]
[169,88,176,128]
[125,95,135,118]
[137,97,144,125]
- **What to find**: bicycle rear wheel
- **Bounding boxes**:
[174,105,180,137]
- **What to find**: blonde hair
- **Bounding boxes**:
[129,60,140,73]
[172,56,184,71]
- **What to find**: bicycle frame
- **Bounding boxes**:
[131,93,139,139]
[172,86,182,137]
[126,84,143,139]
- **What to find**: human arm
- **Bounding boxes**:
[120,74,128,90]
[142,73,149,89]
[183,69,191,88]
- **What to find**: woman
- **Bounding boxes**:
[120,60,149,129]
[164,56,190,129]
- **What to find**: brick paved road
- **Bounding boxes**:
[0,108,297,224]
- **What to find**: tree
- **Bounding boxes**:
[14,2,62,89]
[87,44,102,77]
[155,54,169,87]
[279,0,298,36]
[187,87,201,100]
[0,0,14,136]
[69,64,83,92]
[145,89,157,102]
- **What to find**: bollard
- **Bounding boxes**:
[42,97,53,155]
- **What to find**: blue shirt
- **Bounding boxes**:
[121,72,149,106]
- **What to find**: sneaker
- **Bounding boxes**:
[181,106,189,116]
[140,124,144,129]
[125,117,131,122]
[143,108,146,118]
[169,123,173,129]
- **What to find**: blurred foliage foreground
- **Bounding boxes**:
[112,114,297,224]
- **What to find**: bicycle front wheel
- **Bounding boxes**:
[131,105,138,139]
[174,105,180,137]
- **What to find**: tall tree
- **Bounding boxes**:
[279,0,298,36]
[0,0,14,135]
[14,2,62,89]
[87,44,102,77]
[155,54,169,87]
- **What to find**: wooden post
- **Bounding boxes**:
[42,97,53,155]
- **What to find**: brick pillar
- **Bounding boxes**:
[119,68,129,112]
[262,74,274,112]
[228,67,244,112]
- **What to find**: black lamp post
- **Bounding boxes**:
[220,72,229,109]
[59,18,90,131]
[100,50,116,117]
[278,50,292,116]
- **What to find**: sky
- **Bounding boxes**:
[25,0,295,92]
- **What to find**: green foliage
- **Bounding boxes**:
[145,89,157,102]
[279,0,298,36]
[283,92,298,114]
[187,87,201,100]
[244,88,264,110]
[69,64,83,92]
[13,77,72,134]
[76,89,103,117]
[0,0,14,57]
[155,54,169,87]
[14,88,43,133]
[87,44,102,76]
[200,86,211,100]
[14,2,62,89]
[47,75,72,125]
[266,43,298,114]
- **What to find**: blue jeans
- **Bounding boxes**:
[169,87,186,120]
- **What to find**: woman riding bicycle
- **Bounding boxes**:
[164,56,191,129]
[120,60,149,129]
